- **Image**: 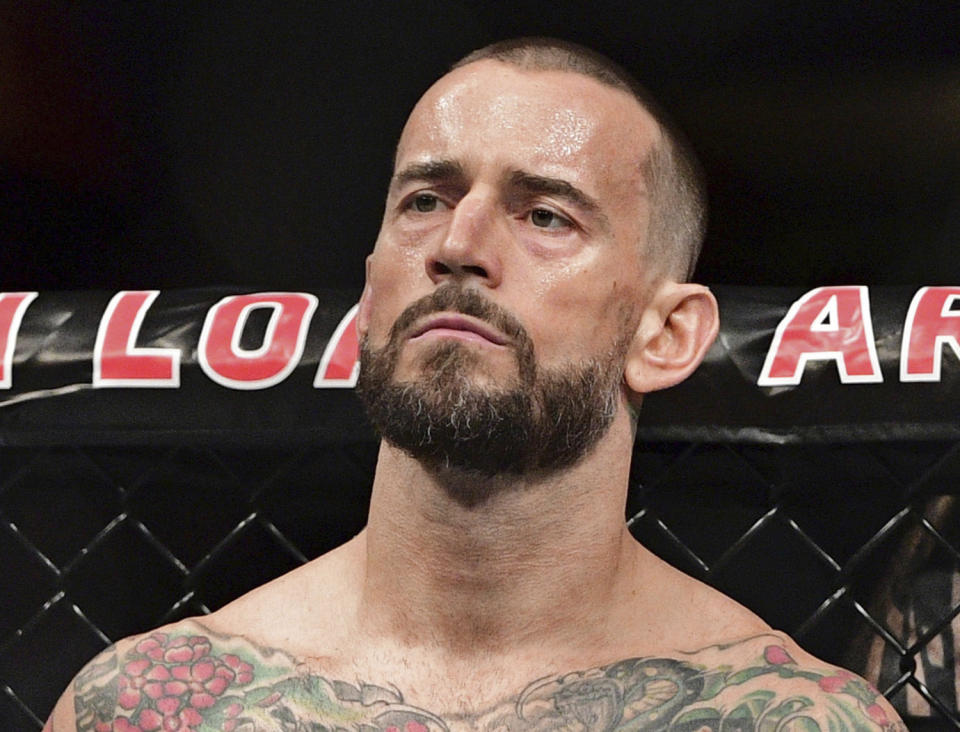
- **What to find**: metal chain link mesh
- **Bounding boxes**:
[1,439,958,729]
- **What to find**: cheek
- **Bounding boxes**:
[514,227,584,262]
[528,270,639,361]
[366,232,446,346]
[386,207,451,256]
[362,251,426,346]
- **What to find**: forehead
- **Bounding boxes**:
[395,61,659,196]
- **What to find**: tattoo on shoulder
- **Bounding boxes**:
[74,624,905,731]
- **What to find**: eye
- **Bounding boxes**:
[529,208,571,229]
[411,194,441,212]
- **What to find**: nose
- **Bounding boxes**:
[426,192,503,287]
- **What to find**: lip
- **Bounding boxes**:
[408,314,508,346]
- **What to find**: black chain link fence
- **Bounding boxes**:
[1,437,958,730]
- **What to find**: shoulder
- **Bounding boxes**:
[658,631,906,731]
[45,540,363,731]
[635,548,774,647]
[45,618,303,732]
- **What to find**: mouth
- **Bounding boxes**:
[408,313,509,346]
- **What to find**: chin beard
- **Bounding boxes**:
[355,285,625,482]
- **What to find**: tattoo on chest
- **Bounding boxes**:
[73,624,904,731]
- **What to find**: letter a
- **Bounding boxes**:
[758,286,882,386]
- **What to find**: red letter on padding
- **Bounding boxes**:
[758,286,882,386]
[94,290,180,387]
[901,286,960,382]
[199,292,317,389]
[314,304,359,388]
[0,292,38,389]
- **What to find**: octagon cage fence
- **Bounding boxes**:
[0,286,958,730]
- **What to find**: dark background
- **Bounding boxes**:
[1,0,959,293]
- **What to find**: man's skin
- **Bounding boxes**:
[47,57,905,731]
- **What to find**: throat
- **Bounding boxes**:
[361,488,634,654]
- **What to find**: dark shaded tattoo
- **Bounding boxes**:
[73,623,903,731]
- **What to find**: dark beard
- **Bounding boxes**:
[355,284,625,482]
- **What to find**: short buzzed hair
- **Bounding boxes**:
[453,38,706,282]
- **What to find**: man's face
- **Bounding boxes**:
[356,60,661,478]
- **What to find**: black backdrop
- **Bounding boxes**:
[2,1,960,292]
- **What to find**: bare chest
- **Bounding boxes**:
[73,623,884,732]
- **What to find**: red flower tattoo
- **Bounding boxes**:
[95,633,255,732]
[763,645,795,666]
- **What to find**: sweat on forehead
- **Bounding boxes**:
[396,60,659,171]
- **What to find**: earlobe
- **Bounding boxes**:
[623,283,719,395]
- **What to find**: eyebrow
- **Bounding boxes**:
[391,159,467,191]
[507,170,605,220]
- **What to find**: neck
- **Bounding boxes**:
[355,409,645,658]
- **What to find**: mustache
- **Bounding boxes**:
[388,283,529,347]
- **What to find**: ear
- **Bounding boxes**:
[623,282,719,395]
[356,256,374,339]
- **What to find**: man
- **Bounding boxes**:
[48,38,904,731]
